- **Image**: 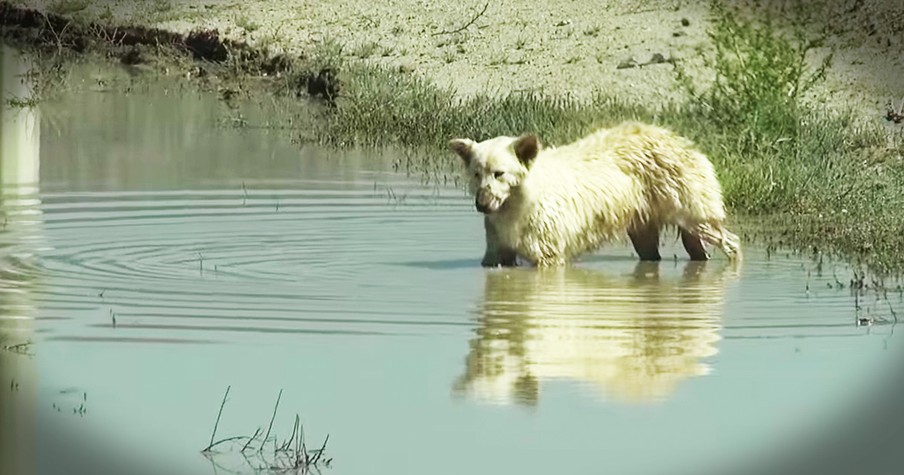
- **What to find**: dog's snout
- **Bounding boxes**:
[475,190,496,214]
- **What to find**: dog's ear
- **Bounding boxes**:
[449,138,475,165]
[513,134,541,167]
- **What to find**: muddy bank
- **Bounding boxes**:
[0,1,339,108]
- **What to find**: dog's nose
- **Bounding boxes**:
[476,200,489,213]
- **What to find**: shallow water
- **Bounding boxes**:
[1,49,902,475]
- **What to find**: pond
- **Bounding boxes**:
[1,46,902,475]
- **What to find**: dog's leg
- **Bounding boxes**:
[628,223,662,261]
[481,217,518,267]
[686,222,741,261]
[680,228,711,261]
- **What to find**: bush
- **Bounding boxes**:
[677,0,833,147]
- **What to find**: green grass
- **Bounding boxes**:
[298,0,904,273]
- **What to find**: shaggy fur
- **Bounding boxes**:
[449,121,741,267]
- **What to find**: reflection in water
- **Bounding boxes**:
[454,261,738,405]
[0,45,44,475]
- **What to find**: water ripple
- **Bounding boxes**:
[3,179,477,341]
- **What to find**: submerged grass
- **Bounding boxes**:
[201,386,332,474]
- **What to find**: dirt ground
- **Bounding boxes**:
[8,0,904,120]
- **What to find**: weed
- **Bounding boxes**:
[436,32,467,49]
[48,0,90,17]
[675,0,833,145]
[201,387,332,474]
[379,43,395,57]
[310,38,344,72]
[352,40,380,59]
[488,51,508,66]
[583,25,602,37]
[235,14,260,34]
[442,48,457,64]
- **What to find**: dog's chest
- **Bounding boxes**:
[490,206,548,248]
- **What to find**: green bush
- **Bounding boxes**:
[677,0,833,146]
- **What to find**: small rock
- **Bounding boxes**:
[681,18,690,27]
[616,58,638,69]
[648,53,668,65]
[672,30,686,37]
[555,19,572,27]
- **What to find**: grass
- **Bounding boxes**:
[201,386,332,474]
[352,40,380,59]
[583,25,602,37]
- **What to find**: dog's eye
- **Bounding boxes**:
[494,171,504,179]
[473,172,480,178]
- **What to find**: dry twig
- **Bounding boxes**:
[431,1,489,36]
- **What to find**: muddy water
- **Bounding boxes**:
[1,49,902,475]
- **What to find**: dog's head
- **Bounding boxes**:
[449,133,541,214]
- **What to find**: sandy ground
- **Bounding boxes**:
[9,0,904,120]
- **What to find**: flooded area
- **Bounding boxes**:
[2,48,902,475]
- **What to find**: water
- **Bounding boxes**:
[1,48,901,475]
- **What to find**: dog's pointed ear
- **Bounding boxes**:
[449,138,475,165]
[513,134,541,167]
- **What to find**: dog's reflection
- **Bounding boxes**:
[453,260,738,405]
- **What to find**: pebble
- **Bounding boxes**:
[617,58,638,69]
